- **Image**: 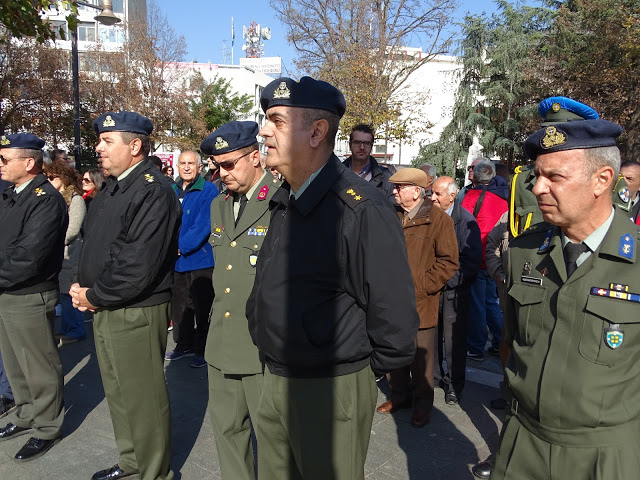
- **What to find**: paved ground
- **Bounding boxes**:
[0,322,504,479]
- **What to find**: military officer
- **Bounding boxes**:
[70,111,181,480]
[200,121,280,479]
[0,133,67,461]
[492,97,640,479]
[247,76,419,480]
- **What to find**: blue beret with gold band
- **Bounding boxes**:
[524,96,622,160]
[200,121,259,156]
[260,76,346,118]
[93,111,153,136]
[0,133,45,150]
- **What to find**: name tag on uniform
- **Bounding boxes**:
[521,276,543,285]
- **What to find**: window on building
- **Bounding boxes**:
[78,22,96,42]
[374,145,387,155]
[99,26,125,43]
[112,0,124,14]
[50,20,69,40]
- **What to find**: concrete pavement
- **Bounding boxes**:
[0,323,504,479]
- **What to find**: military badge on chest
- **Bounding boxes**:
[245,245,260,267]
[604,324,624,350]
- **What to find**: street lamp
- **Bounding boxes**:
[71,0,121,164]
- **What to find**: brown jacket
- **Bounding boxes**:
[401,199,459,328]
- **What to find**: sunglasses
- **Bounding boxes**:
[208,152,250,171]
[0,154,28,166]
[82,178,93,184]
[47,175,58,181]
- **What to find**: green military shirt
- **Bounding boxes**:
[504,207,640,431]
[205,172,281,374]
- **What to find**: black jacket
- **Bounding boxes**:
[446,201,482,290]
[343,155,395,205]
[78,159,181,309]
[247,154,419,378]
[0,173,68,294]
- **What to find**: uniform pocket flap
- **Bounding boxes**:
[508,282,547,306]
[585,294,640,325]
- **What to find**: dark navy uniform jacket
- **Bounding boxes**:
[78,158,181,309]
[247,154,419,378]
[0,173,67,294]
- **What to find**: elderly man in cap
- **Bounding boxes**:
[0,133,67,461]
[70,111,181,480]
[376,168,458,426]
[200,121,280,479]
[247,76,419,479]
[491,97,640,479]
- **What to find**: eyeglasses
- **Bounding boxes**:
[351,140,373,148]
[47,175,58,181]
[208,152,250,171]
[82,178,93,184]
[393,184,412,191]
[0,154,28,166]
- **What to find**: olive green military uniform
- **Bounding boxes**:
[205,172,281,480]
[492,209,640,479]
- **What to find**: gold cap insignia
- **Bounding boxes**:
[273,82,291,99]
[541,126,566,149]
[0,136,10,146]
[144,173,155,183]
[103,115,116,127]
[215,137,229,150]
[551,102,561,112]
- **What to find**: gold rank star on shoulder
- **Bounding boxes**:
[346,188,362,201]
[34,187,46,196]
[144,173,154,183]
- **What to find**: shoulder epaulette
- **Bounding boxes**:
[337,186,367,209]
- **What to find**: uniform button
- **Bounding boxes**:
[226,264,232,270]
[230,241,237,247]
[253,244,258,249]
[224,312,231,318]
[224,288,231,294]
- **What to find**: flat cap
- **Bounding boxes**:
[389,168,429,188]
[0,133,45,150]
[524,96,622,160]
[200,121,259,155]
[93,111,153,136]
[260,76,346,118]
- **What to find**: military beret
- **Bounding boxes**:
[200,121,259,155]
[389,168,429,188]
[539,96,599,126]
[0,133,45,150]
[93,111,153,136]
[260,76,346,118]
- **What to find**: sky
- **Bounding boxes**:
[154,0,535,76]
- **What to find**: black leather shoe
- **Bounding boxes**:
[92,464,138,480]
[0,395,16,418]
[445,391,458,405]
[0,423,32,442]
[14,436,61,462]
[472,460,493,479]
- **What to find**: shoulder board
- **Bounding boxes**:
[33,187,47,197]
[337,186,367,209]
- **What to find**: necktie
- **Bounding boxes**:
[235,194,248,226]
[564,242,588,277]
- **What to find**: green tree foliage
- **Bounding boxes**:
[415,1,553,177]
[0,1,77,43]
[537,0,640,159]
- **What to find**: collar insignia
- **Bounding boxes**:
[0,136,9,146]
[144,173,154,183]
[103,115,116,127]
[541,126,567,149]
[257,185,269,200]
[34,187,46,196]
[215,137,229,150]
[538,229,553,252]
[273,82,291,99]
[619,233,634,259]
[618,187,630,203]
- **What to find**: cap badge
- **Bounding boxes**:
[541,126,566,149]
[144,173,155,183]
[0,136,9,146]
[551,102,561,112]
[215,137,229,150]
[273,82,291,99]
[102,115,116,127]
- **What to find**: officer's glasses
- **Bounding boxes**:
[209,152,250,171]
[0,154,28,166]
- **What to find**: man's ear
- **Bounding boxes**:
[248,150,262,167]
[593,165,615,198]
[309,119,329,148]
[130,138,143,156]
